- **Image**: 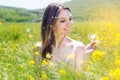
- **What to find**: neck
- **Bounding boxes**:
[55,34,66,48]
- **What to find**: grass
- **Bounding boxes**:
[0,21,120,80]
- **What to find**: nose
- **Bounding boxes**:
[66,20,73,27]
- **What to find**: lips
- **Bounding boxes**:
[64,28,71,32]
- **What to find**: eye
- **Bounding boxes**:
[69,18,72,21]
[60,20,65,23]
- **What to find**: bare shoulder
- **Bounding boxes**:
[74,41,85,53]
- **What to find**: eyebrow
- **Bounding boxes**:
[59,17,72,20]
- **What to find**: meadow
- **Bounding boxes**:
[0,21,120,80]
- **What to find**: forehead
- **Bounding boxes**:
[58,9,72,18]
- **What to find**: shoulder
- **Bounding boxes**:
[67,36,85,47]
[70,40,85,55]
[67,37,85,53]
[74,41,85,54]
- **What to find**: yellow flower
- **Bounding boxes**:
[115,33,120,41]
[34,51,39,55]
[86,65,90,71]
[92,50,105,61]
[29,60,35,65]
[46,53,52,59]
[115,58,120,66]
[28,75,35,80]
[109,69,115,77]
[100,76,109,80]
[107,23,112,27]
[59,69,66,75]
[109,68,120,79]
[90,72,94,76]
[33,45,37,49]
[114,68,120,79]
[28,34,32,38]
[42,59,48,66]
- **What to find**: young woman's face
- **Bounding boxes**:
[54,9,73,36]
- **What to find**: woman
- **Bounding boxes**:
[36,3,97,69]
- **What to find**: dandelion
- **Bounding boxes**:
[34,51,39,55]
[59,69,66,75]
[42,59,48,66]
[29,60,35,65]
[100,76,109,80]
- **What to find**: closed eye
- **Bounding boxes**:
[60,20,65,23]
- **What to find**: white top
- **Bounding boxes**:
[35,39,85,68]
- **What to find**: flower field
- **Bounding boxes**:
[0,21,120,80]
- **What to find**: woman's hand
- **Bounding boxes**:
[83,34,100,61]
[85,40,99,54]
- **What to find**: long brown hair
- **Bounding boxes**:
[41,3,71,59]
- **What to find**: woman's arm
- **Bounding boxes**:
[74,45,85,69]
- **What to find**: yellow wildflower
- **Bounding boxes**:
[107,23,111,27]
[33,45,37,49]
[115,58,120,66]
[109,68,120,79]
[90,72,94,76]
[34,51,39,55]
[109,69,115,77]
[29,60,35,65]
[114,68,120,79]
[28,34,32,38]
[28,75,35,80]
[42,59,48,66]
[100,76,109,80]
[86,65,90,71]
[92,50,105,61]
[59,69,66,75]
[115,33,120,41]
